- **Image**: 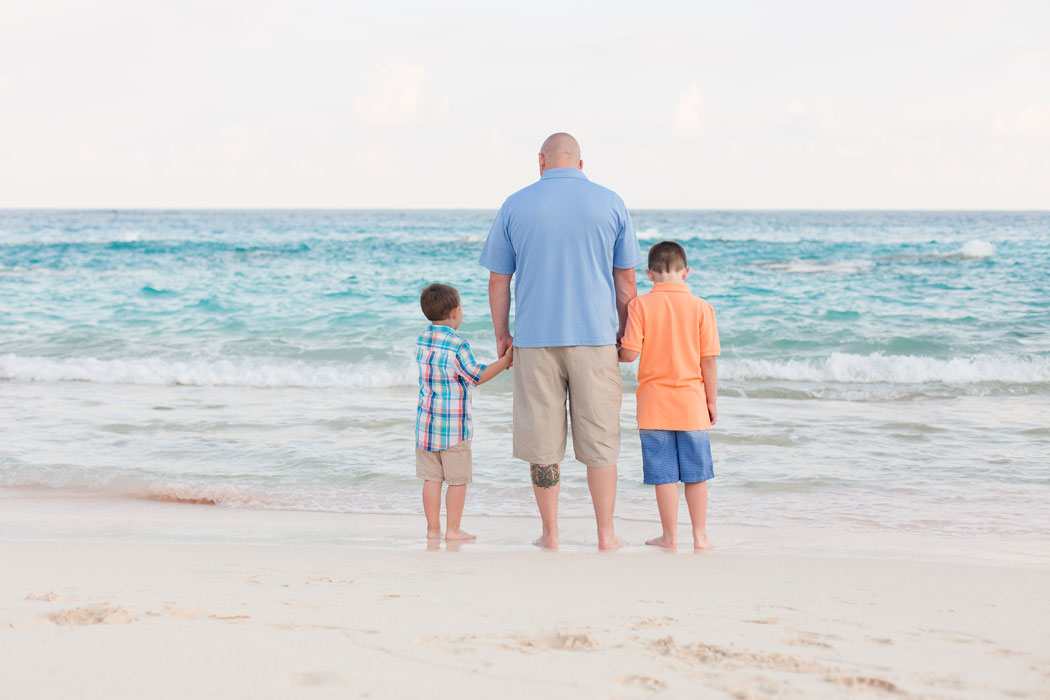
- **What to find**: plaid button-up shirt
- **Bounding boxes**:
[416,325,487,451]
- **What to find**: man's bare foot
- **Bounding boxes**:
[427,529,442,540]
[598,535,626,551]
[533,533,558,550]
[645,534,677,549]
[693,535,715,550]
[445,528,476,541]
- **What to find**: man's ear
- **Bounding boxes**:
[578,159,583,170]
[538,153,545,173]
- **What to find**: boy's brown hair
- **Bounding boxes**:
[420,283,461,322]
[647,240,688,273]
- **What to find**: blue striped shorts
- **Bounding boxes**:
[639,429,714,485]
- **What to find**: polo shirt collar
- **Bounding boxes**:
[651,282,690,293]
[540,167,589,180]
[427,323,458,334]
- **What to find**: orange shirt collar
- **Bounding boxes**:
[651,282,690,293]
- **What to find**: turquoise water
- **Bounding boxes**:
[1,210,1048,537]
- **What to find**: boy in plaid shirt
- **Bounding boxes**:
[416,283,512,540]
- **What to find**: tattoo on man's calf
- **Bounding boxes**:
[531,464,560,488]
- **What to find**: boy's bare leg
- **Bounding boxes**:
[531,464,560,549]
[646,483,679,548]
[444,484,475,540]
[684,481,714,550]
[587,465,624,550]
[422,480,442,539]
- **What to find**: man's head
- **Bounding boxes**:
[420,283,462,327]
[538,132,582,174]
[647,241,690,282]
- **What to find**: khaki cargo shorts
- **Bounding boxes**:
[512,345,622,467]
[415,439,472,485]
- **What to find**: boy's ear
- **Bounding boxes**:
[682,267,690,280]
[646,269,655,282]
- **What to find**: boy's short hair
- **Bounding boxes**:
[420,283,461,321]
[648,241,688,273]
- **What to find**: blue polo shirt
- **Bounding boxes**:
[479,167,642,348]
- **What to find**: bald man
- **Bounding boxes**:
[480,132,642,550]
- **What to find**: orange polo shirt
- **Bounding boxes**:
[620,282,720,430]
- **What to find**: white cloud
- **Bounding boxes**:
[990,103,1050,143]
[672,82,701,140]
[354,65,426,127]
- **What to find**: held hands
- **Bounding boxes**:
[499,344,514,369]
[496,334,513,363]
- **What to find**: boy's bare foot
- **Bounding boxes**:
[598,535,626,551]
[445,528,476,541]
[533,534,558,550]
[693,535,715,550]
[645,535,677,549]
[427,529,442,540]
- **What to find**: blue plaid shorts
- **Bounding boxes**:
[639,429,714,485]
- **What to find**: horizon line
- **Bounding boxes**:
[2,207,1048,213]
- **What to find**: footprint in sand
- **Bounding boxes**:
[25,591,65,602]
[512,633,597,652]
[828,676,899,693]
[157,604,207,620]
[631,616,677,630]
[616,675,667,692]
[47,604,134,626]
[279,672,356,687]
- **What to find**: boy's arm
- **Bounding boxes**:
[700,355,718,425]
[477,346,513,385]
[619,296,642,362]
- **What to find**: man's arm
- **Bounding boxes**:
[613,267,638,343]
[700,356,718,425]
[488,272,513,359]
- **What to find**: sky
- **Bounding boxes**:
[1,0,1048,209]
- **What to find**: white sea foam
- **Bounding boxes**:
[638,227,661,240]
[3,352,1048,389]
[755,258,875,275]
[722,352,1050,385]
[0,354,417,388]
[957,239,996,258]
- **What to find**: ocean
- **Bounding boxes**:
[1,209,1048,538]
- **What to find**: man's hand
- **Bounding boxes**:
[496,334,513,362]
[707,402,717,426]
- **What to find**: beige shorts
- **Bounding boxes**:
[512,345,622,467]
[415,439,472,485]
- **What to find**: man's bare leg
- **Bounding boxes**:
[684,481,714,550]
[422,480,442,539]
[646,483,678,549]
[531,464,560,550]
[444,484,475,541]
[587,465,624,550]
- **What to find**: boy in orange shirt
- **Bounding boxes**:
[618,241,720,550]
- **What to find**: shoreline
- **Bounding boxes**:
[3,487,1049,565]
[2,494,1049,698]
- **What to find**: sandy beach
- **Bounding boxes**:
[2,493,1048,699]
